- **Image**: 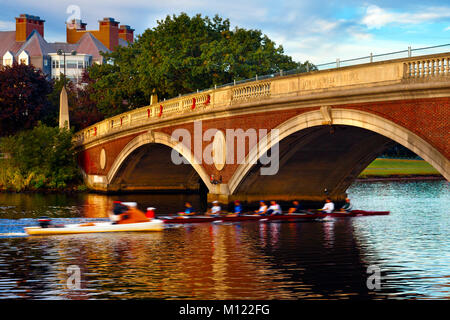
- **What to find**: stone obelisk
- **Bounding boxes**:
[59,86,70,129]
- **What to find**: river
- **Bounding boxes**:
[0,180,448,300]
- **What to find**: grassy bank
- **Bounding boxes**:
[359,158,441,178]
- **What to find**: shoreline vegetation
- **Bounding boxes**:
[358,158,442,179]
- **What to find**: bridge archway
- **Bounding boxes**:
[107,131,214,192]
[228,108,449,201]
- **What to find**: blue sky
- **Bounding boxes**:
[1,0,450,64]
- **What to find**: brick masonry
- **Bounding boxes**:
[78,97,449,183]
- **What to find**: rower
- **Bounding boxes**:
[110,201,128,224]
[234,200,242,216]
[116,202,150,224]
[179,202,196,216]
[267,200,282,215]
[320,198,335,214]
[340,198,353,212]
[254,201,268,215]
[288,200,303,214]
[146,207,156,219]
[208,201,221,216]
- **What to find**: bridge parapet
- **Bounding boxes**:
[405,56,450,78]
[75,52,450,147]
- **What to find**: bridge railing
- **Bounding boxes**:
[75,50,450,146]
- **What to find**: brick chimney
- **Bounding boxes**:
[98,17,119,50]
[118,25,134,43]
[15,14,45,42]
[66,19,87,44]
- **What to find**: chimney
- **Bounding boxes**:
[66,19,87,44]
[98,17,119,50]
[15,14,45,42]
[118,25,134,43]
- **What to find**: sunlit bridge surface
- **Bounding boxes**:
[0,180,448,299]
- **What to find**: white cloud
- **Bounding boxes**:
[362,4,450,29]
[0,20,15,31]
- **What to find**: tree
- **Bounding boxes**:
[0,63,53,136]
[47,73,104,131]
[86,13,315,116]
[0,123,80,190]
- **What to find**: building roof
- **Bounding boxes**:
[16,30,53,57]
[0,27,118,63]
[76,32,110,61]
[0,31,22,58]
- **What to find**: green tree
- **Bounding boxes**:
[0,123,80,190]
[86,13,315,116]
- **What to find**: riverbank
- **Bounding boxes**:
[358,158,441,179]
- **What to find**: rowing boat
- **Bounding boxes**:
[161,210,389,224]
[24,219,164,235]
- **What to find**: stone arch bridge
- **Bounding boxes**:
[75,52,450,204]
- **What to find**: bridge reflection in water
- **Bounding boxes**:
[0,179,448,300]
[0,216,395,299]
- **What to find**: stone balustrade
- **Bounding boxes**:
[405,56,450,78]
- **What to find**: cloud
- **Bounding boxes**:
[0,20,15,31]
[362,4,450,29]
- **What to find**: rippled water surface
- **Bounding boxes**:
[0,180,448,299]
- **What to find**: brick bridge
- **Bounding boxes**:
[75,52,450,204]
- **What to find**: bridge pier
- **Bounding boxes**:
[207,183,231,204]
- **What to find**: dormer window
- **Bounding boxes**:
[2,51,14,67]
[18,51,29,65]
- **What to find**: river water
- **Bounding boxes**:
[0,180,448,300]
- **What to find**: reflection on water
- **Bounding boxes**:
[0,180,448,299]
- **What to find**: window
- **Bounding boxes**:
[67,60,77,68]
[78,61,84,69]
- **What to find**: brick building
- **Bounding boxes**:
[0,14,134,83]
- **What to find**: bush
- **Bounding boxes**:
[0,123,82,191]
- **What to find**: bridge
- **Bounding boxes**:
[75,52,450,204]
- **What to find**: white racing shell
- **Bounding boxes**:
[24,219,164,235]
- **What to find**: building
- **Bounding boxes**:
[0,14,134,83]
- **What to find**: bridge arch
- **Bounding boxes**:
[228,108,449,199]
[107,131,214,191]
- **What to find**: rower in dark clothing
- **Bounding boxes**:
[179,202,196,216]
[288,200,303,214]
[340,198,353,212]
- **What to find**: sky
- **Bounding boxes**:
[1,0,450,65]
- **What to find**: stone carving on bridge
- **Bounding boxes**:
[320,106,333,125]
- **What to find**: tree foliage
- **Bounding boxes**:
[0,123,81,190]
[86,13,315,116]
[47,73,104,131]
[0,63,54,135]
